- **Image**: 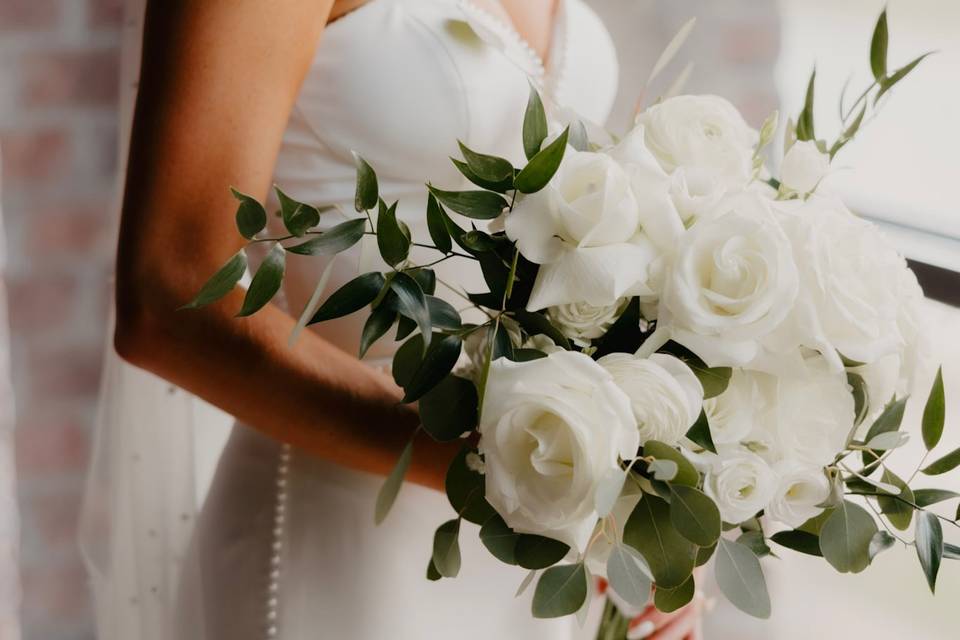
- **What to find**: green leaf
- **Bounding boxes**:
[390,271,432,351]
[237,243,285,317]
[392,333,424,389]
[419,375,477,441]
[480,514,520,564]
[870,9,888,80]
[432,519,462,578]
[770,530,823,557]
[376,199,409,267]
[231,187,267,239]
[922,367,946,450]
[944,542,960,560]
[427,186,508,220]
[180,250,246,309]
[374,439,412,524]
[287,218,367,256]
[606,543,653,608]
[648,459,678,481]
[358,302,396,359]
[685,409,717,454]
[736,531,774,558]
[446,447,496,525]
[426,557,441,581]
[522,84,548,160]
[275,186,320,236]
[458,140,513,182]
[669,485,722,546]
[715,538,771,619]
[643,441,699,487]
[696,542,717,566]
[451,158,514,193]
[819,500,878,573]
[400,334,461,403]
[921,446,960,476]
[425,194,452,254]
[623,495,697,588]
[654,575,695,613]
[310,272,385,323]
[512,310,571,350]
[352,152,378,212]
[424,295,461,330]
[913,488,960,507]
[915,511,943,593]
[847,371,870,427]
[878,469,914,531]
[531,563,588,619]
[796,69,817,142]
[514,127,569,194]
[876,53,932,101]
[862,396,909,468]
[686,360,732,399]
[516,535,570,570]
[869,530,896,560]
[409,267,436,296]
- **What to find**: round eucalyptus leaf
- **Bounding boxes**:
[770,530,822,557]
[623,495,696,589]
[479,514,520,565]
[648,459,678,482]
[531,563,588,619]
[606,543,653,608]
[643,441,698,487]
[432,519,462,578]
[654,575,695,613]
[715,538,771,619]
[446,448,495,525]
[819,500,878,573]
[669,484,722,547]
[515,534,570,570]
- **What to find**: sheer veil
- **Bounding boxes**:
[78,2,231,638]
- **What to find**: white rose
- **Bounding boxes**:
[547,298,629,347]
[779,140,830,194]
[656,192,799,367]
[766,461,830,528]
[703,369,772,445]
[598,353,704,445]
[479,351,639,551]
[772,356,855,467]
[635,94,758,189]
[703,449,776,524]
[505,147,657,310]
[782,196,921,370]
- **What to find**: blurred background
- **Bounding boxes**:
[0,0,957,638]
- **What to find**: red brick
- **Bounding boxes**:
[0,128,71,184]
[6,273,78,333]
[27,201,111,255]
[22,48,120,108]
[15,416,90,475]
[88,0,124,29]
[0,0,61,31]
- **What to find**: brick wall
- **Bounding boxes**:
[0,2,777,639]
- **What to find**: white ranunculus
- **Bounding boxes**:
[547,298,629,347]
[635,94,758,189]
[505,147,658,310]
[782,195,922,371]
[657,192,799,367]
[479,351,639,551]
[703,449,776,524]
[766,461,830,528]
[779,140,830,195]
[772,356,855,467]
[668,166,728,224]
[598,353,703,446]
[703,369,772,445]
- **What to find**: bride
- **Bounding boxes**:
[81,0,704,638]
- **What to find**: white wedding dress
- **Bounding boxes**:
[81,1,619,639]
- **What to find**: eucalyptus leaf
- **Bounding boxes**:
[516,569,538,598]
[648,459,678,481]
[479,513,520,565]
[231,187,267,239]
[669,485,722,546]
[426,556,441,581]
[390,271,432,351]
[868,530,896,560]
[862,396,909,468]
[352,152,378,212]
[654,575,695,613]
[623,495,697,588]
[516,535,570,570]
[374,439,412,524]
[878,469,914,531]
[643,441,699,487]
[309,272,385,324]
[514,127,569,194]
[696,542,717,566]
[869,9,888,81]
[715,538,771,619]
[446,447,496,525]
[819,500,878,573]
[287,218,367,256]
[922,367,946,450]
[736,531,774,558]
[458,140,513,182]
[428,186,508,220]
[426,194,452,254]
[606,544,653,608]
[522,84,548,160]
[921,446,960,476]
[915,511,943,593]
[419,375,477,442]
[432,519,462,578]
[531,563,588,619]
[237,243,285,317]
[181,250,246,309]
[770,530,823,557]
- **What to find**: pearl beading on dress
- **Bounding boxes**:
[265,443,292,638]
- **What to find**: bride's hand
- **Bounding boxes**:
[626,594,704,640]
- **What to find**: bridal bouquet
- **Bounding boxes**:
[186,11,957,637]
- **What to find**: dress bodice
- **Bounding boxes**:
[270,0,619,206]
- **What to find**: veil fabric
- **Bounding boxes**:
[78,2,230,638]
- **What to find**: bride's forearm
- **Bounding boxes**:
[115,288,459,490]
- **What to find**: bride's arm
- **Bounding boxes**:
[115,0,460,490]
